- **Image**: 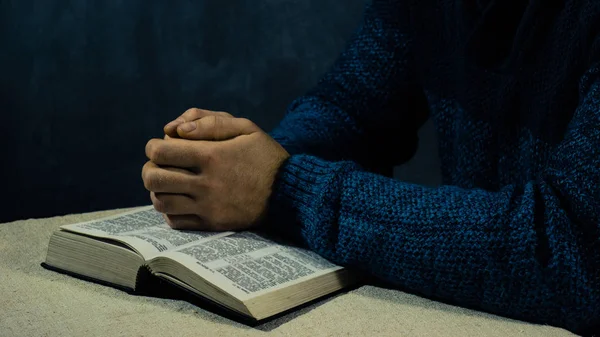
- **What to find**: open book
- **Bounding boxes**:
[43,206,356,321]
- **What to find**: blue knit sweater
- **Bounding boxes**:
[267,0,600,334]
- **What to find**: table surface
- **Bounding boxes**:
[0,207,576,337]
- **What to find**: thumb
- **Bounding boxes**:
[164,108,233,138]
[177,115,260,140]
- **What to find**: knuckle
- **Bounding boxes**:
[196,115,218,138]
[184,107,201,119]
[143,168,164,192]
[212,116,224,139]
[142,164,153,190]
[190,174,209,191]
[152,194,170,213]
[206,115,220,129]
[202,145,216,164]
[142,164,149,179]
[143,173,156,191]
[170,220,188,230]
[143,178,151,191]
[145,139,165,162]
[184,107,210,121]
[141,161,149,177]
[239,117,258,132]
[162,214,175,228]
[238,117,253,126]
[145,140,154,159]
[148,144,165,162]
[203,176,217,190]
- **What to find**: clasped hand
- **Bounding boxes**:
[141,108,289,231]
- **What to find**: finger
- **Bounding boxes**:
[145,138,207,169]
[177,116,260,140]
[163,213,207,230]
[142,161,197,193]
[164,119,185,138]
[164,108,233,137]
[150,192,197,215]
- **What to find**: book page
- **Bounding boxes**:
[156,231,342,300]
[61,206,231,259]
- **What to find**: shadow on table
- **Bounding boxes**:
[144,274,359,332]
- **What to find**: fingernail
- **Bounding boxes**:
[166,118,184,128]
[179,122,196,132]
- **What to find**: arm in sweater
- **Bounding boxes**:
[267,65,600,334]
[270,0,428,175]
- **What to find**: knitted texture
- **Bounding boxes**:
[268,0,600,335]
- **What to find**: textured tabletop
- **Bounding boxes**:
[0,207,575,337]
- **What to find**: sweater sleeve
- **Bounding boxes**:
[266,64,600,335]
[269,0,428,175]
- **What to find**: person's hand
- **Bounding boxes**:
[163,108,237,140]
[142,111,290,231]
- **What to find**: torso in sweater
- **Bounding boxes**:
[267,1,600,333]
[410,0,599,190]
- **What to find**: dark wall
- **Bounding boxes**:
[0,0,440,223]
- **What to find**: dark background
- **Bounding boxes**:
[0,0,440,223]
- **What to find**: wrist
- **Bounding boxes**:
[262,154,360,241]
